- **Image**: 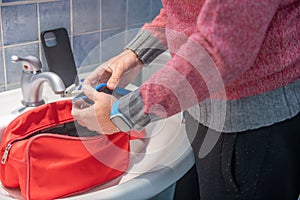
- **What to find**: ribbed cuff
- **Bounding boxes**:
[188,78,300,133]
[118,89,162,131]
[126,29,166,64]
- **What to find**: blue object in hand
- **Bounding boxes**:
[72,83,131,106]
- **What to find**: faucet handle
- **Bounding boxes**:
[11,55,42,73]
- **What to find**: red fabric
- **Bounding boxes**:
[0,100,136,200]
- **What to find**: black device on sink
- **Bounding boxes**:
[41,27,79,88]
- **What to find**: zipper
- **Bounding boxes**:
[0,121,75,165]
[1,143,12,164]
[1,122,102,164]
[1,132,39,164]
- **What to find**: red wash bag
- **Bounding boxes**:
[0,100,139,200]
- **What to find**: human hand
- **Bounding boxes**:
[71,84,119,135]
[84,49,142,90]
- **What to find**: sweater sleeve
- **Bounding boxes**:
[119,1,281,130]
[126,8,168,64]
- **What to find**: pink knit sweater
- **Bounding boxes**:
[139,0,300,117]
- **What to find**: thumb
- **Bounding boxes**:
[107,67,124,90]
[82,84,97,102]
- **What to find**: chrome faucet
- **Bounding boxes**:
[11,55,66,107]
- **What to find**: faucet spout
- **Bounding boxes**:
[21,71,66,107]
[32,72,66,94]
[12,55,67,107]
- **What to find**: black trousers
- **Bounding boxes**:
[185,112,300,200]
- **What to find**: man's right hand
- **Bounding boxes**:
[84,49,143,90]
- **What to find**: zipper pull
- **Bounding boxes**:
[1,144,12,164]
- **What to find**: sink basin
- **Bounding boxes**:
[0,84,194,200]
[0,84,65,141]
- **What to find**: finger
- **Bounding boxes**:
[72,106,94,127]
[82,84,97,102]
[72,102,92,117]
[99,69,113,83]
[71,106,83,119]
[105,65,113,73]
[83,78,93,86]
[71,111,86,127]
[84,64,107,86]
[107,67,124,89]
[84,71,100,86]
[75,119,86,127]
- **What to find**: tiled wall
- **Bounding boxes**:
[0,0,162,92]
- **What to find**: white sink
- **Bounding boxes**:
[0,84,65,141]
[0,84,194,200]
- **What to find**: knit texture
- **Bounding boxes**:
[125,29,166,64]
[188,78,300,132]
[141,0,300,115]
[122,0,300,132]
